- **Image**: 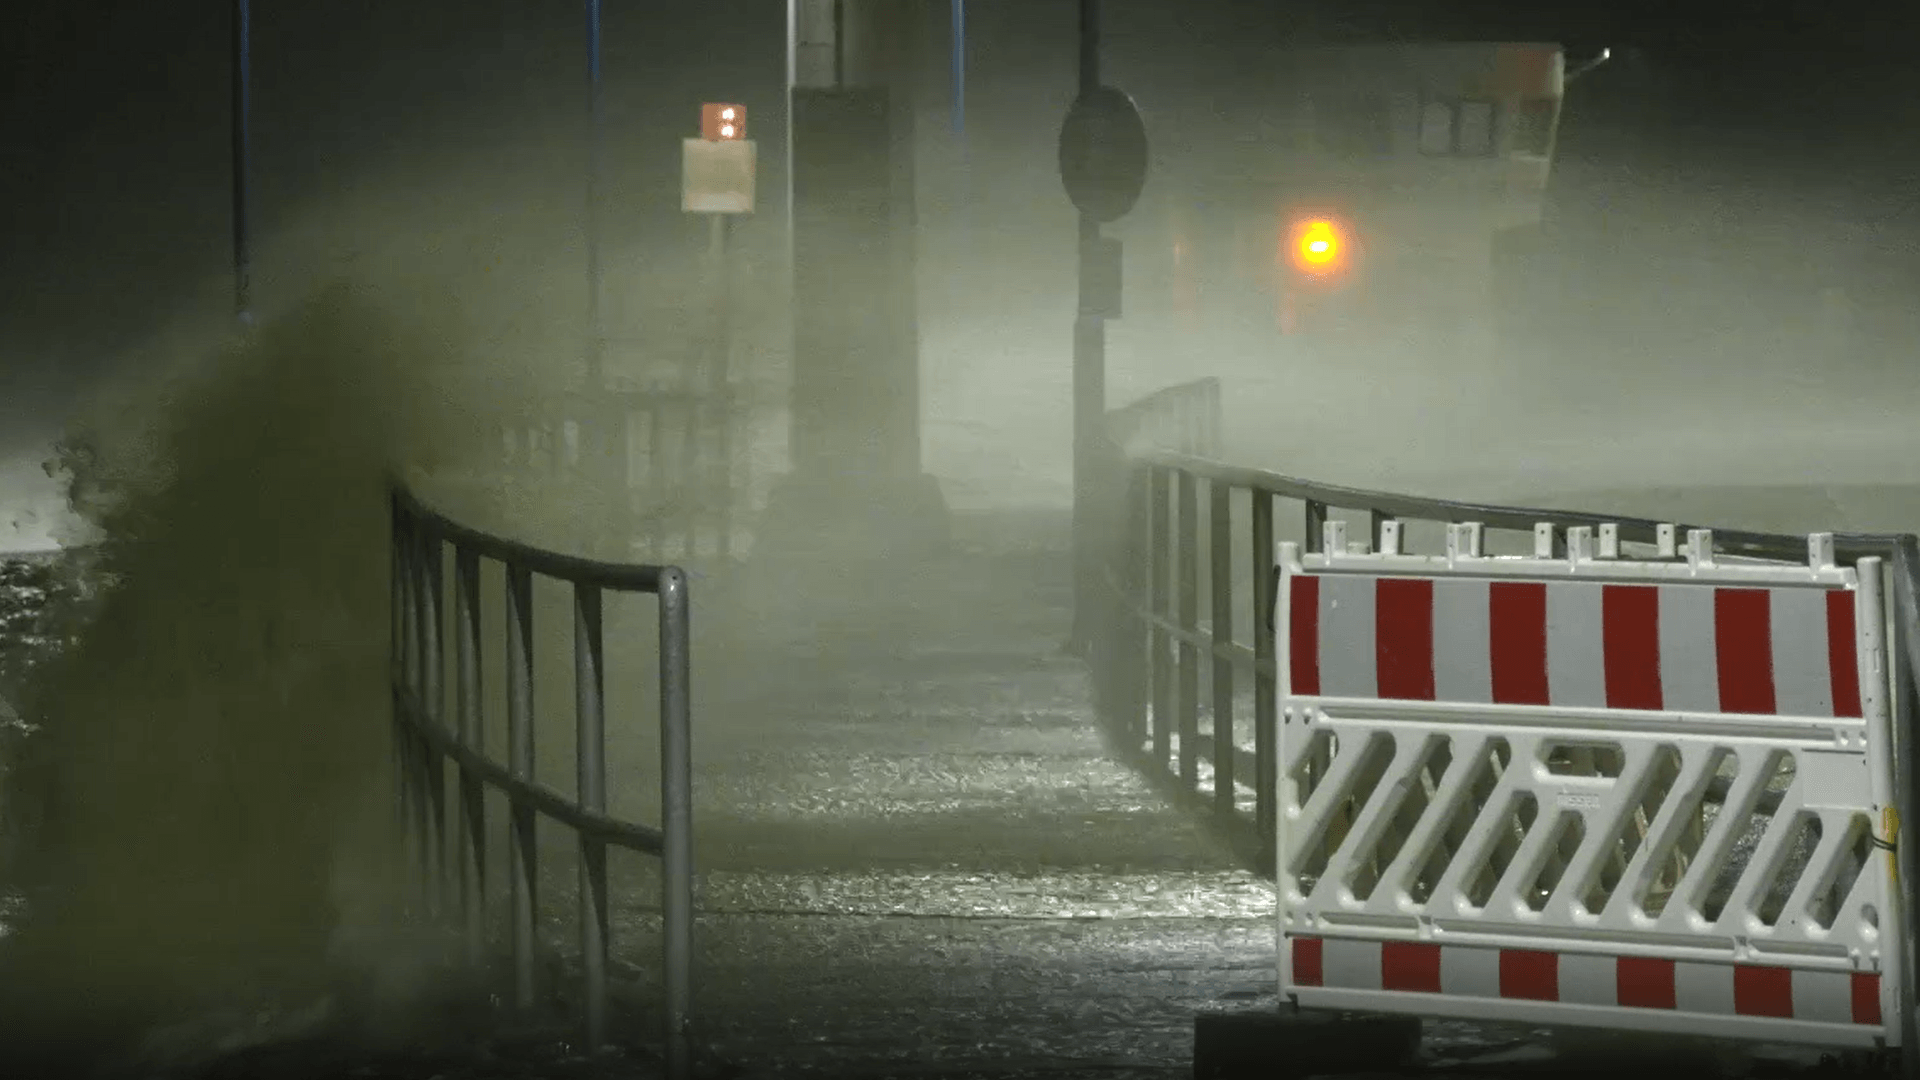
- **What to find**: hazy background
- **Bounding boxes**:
[5,1,1918,538]
[2,0,1919,1069]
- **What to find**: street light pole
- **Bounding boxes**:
[1069,0,1104,651]
[231,0,252,325]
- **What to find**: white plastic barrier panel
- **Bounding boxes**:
[1273,520,1905,1049]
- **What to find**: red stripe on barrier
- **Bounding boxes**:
[1489,582,1550,705]
[1499,949,1558,1002]
[1375,578,1435,701]
[1381,942,1442,993]
[1290,576,1321,695]
[1291,936,1323,987]
[1616,956,1676,1009]
[1733,965,1794,1018]
[1828,589,1862,719]
[1602,585,1663,710]
[1715,589,1778,714]
[1853,972,1882,1025]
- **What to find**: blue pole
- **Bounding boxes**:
[231,0,252,324]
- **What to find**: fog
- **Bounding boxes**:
[2,1,1919,1073]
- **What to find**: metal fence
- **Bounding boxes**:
[1084,380,1920,972]
[495,382,739,561]
[389,483,694,1077]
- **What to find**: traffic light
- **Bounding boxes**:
[702,102,746,142]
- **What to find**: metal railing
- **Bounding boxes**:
[389,484,694,1077]
[1084,382,1920,976]
[493,382,740,561]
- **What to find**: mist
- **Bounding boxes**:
[3,2,1920,1076]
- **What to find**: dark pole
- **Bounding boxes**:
[951,0,965,136]
[584,0,605,392]
[231,0,252,324]
[1069,0,1105,651]
[585,0,622,553]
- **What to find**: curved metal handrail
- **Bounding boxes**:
[391,484,671,593]
[1082,379,1920,997]
[1133,446,1920,567]
[388,481,692,1077]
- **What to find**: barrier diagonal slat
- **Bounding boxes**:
[1274,522,1903,1049]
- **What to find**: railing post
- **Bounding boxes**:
[712,387,734,561]
[647,394,667,557]
[1177,468,1200,792]
[659,567,695,1080]
[1149,466,1172,769]
[1122,461,1151,747]
[574,583,610,1051]
[1203,376,1223,457]
[1304,500,1327,554]
[392,499,417,859]
[1889,542,1920,1073]
[1209,479,1235,821]
[455,546,486,968]
[678,394,701,561]
[419,529,447,917]
[1252,492,1277,876]
[505,563,538,1010]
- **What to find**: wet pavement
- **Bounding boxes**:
[587,515,1279,1077]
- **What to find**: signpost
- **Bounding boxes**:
[1061,0,1148,651]
[682,105,756,559]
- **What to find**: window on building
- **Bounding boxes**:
[1419,99,1502,157]
[1418,101,1454,155]
[1457,101,1495,156]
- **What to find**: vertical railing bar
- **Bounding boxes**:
[1887,543,1920,1074]
[648,396,667,556]
[392,500,417,866]
[1149,466,1173,769]
[1205,377,1223,457]
[1304,500,1327,555]
[1209,479,1235,822]
[678,396,700,560]
[421,528,447,919]
[505,562,538,1010]
[1252,490,1278,877]
[1177,468,1200,792]
[1369,508,1389,553]
[659,568,695,1080]
[715,385,735,561]
[455,545,486,969]
[407,524,434,914]
[611,399,634,563]
[1125,462,1151,748]
[575,581,609,1052]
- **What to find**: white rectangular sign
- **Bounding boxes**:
[682,138,756,215]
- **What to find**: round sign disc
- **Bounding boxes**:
[1058,85,1149,224]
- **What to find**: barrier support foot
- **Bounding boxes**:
[1193,1003,1421,1079]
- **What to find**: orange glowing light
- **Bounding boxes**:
[1296,220,1339,269]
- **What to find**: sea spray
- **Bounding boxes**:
[0,278,501,1071]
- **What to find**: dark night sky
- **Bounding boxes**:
[1,1,1915,426]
